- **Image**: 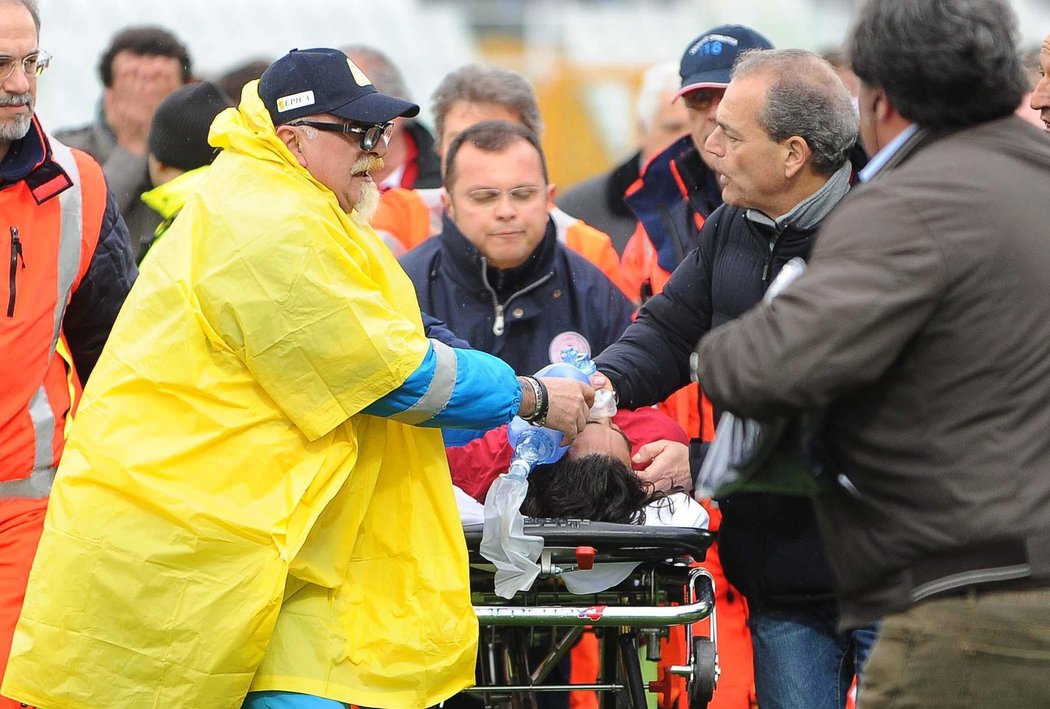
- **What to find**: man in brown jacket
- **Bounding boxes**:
[694,0,1050,706]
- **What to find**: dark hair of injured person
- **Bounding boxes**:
[522,454,680,524]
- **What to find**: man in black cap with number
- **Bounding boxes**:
[2,47,593,709]
[621,24,774,303]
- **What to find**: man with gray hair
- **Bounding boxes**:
[0,0,136,705]
[695,0,1050,706]
[594,48,875,709]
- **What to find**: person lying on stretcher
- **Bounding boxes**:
[449,408,708,528]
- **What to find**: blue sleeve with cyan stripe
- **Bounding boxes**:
[362,340,521,430]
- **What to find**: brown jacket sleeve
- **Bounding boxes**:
[694,184,947,420]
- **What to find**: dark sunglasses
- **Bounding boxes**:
[682,89,725,111]
[287,120,392,151]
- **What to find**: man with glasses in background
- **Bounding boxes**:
[2,48,593,708]
[0,1,137,706]
[400,119,634,378]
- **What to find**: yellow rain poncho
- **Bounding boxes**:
[3,84,477,709]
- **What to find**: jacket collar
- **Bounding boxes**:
[624,134,722,274]
[867,126,937,180]
[140,165,210,221]
[437,212,558,299]
[745,160,853,231]
[0,115,73,204]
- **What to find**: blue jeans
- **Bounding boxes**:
[748,601,878,709]
[242,691,347,708]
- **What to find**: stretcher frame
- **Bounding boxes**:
[462,520,719,709]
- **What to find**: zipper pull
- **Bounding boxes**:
[493,304,505,336]
[640,279,653,305]
[8,227,21,317]
[11,227,25,268]
[762,225,783,285]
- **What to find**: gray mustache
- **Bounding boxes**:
[0,93,32,107]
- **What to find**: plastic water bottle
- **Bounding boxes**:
[481,352,599,597]
[559,346,618,419]
[561,346,597,376]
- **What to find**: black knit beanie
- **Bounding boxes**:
[148,81,233,172]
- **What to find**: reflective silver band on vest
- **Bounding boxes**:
[47,138,84,355]
[27,385,56,485]
[389,340,458,425]
[0,466,57,499]
[3,137,84,497]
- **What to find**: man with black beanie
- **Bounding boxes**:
[139,80,233,258]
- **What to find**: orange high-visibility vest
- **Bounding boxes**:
[0,129,105,499]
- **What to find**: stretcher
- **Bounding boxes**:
[462,519,718,709]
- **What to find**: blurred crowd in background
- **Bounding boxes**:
[35,0,1050,192]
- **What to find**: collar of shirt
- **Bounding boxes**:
[746,159,853,233]
[0,117,46,184]
[858,123,919,183]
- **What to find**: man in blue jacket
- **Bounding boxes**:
[400,120,633,376]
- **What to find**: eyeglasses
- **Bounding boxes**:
[0,50,51,82]
[682,88,725,111]
[287,120,392,151]
[462,186,545,208]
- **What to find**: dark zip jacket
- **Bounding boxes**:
[400,214,633,375]
[595,203,834,604]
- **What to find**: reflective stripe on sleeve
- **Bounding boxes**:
[47,138,84,355]
[387,339,458,425]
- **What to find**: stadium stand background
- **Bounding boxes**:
[39,0,1050,194]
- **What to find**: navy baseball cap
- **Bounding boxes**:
[675,25,774,99]
[259,47,419,125]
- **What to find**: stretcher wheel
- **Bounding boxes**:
[688,637,716,709]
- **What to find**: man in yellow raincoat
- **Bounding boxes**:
[1,48,594,709]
